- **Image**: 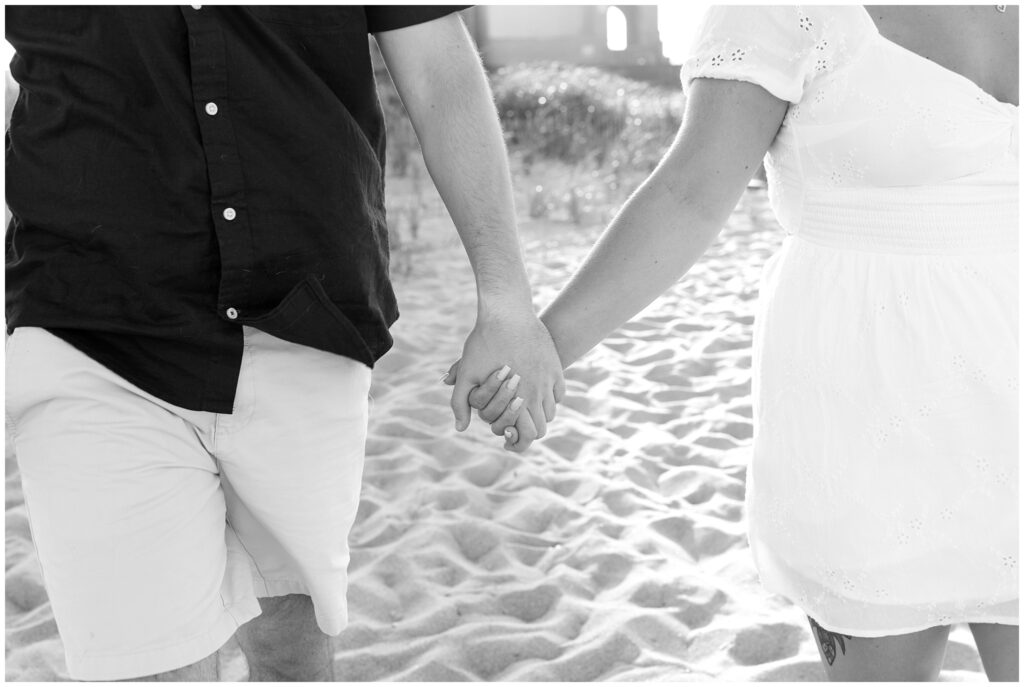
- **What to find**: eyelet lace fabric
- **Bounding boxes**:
[680,6,1018,636]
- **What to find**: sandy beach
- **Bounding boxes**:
[5,189,990,681]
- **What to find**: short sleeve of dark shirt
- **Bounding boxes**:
[366,6,470,34]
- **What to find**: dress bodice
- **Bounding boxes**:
[680,6,1018,252]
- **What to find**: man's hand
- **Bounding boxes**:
[446,302,564,452]
[376,15,566,450]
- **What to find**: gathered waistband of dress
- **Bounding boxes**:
[795,186,1018,256]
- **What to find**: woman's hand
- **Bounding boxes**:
[447,301,565,452]
[444,361,530,450]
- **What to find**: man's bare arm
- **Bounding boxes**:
[375,14,564,448]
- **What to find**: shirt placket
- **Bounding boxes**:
[180,5,253,323]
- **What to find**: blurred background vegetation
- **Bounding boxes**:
[378,60,686,263]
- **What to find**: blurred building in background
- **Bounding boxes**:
[462,5,679,86]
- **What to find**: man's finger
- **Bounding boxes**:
[528,398,547,439]
[543,395,557,423]
[450,374,474,432]
[553,376,567,403]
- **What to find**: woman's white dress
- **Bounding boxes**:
[680,6,1018,636]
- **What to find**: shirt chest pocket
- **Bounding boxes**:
[244,6,367,32]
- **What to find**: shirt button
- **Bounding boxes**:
[223,207,236,221]
[204,102,218,116]
[226,307,238,320]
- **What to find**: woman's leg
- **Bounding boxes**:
[807,617,950,681]
[968,623,1018,682]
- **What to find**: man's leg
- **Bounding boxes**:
[6,327,261,681]
[211,328,371,681]
[235,595,335,681]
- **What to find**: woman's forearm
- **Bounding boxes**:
[539,78,790,369]
[539,166,731,368]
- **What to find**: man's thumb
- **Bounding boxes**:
[450,376,472,432]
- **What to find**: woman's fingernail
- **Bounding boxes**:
[504,427,515,441]
[510,396,524,412]
[506,374,521,392]
[440,372,450,382]
[496,365,511,381]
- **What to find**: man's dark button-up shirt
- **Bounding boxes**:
[6,5,462,413]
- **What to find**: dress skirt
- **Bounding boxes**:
[747,182,1019,636]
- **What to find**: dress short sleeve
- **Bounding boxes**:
[680,6,825,104]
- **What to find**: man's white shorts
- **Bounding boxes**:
[5,326,371,680]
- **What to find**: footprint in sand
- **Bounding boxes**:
[506,542,550,567]
[6,603,58,650]
[335,622,381,651]
[548,632,642,682]
[398,603,463,638]
[629,578,681,609]
[461,455,507,488]
[5,639,69,681]
[713,418,754,441]
[674,587,731,630]
[542,430,590,461]
[586,552,635,589]
[502,499,567,535]
[704,335,748,354]
[374,420,436,441]
[745,658,827,682]
[397,660,474,682]
[601,487,646,518]
[652,515,741,559]
[623,613,690,656]
[497,583,562,622]
[560,394,592,415]
[451,521,501,563]
[6,558,48,611]
[692,433,740,450]
[659,465,745,504]
[728,622,803,665]
[353,497,381,524]
[627,409,678,425]
[465,634,564,679]
[623,349,676,367]
[432,488,469,511]
[564,365,611,387]
[608,423,638,439]
[6,506,31,541]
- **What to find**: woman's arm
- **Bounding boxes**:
[540,78,789,367]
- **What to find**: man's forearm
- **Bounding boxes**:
[377,16,532,312]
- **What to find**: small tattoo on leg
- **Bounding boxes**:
[810,617,853,666]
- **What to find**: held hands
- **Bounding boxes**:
[444,305,564,452]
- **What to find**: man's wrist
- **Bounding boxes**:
[475,276,534,315]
